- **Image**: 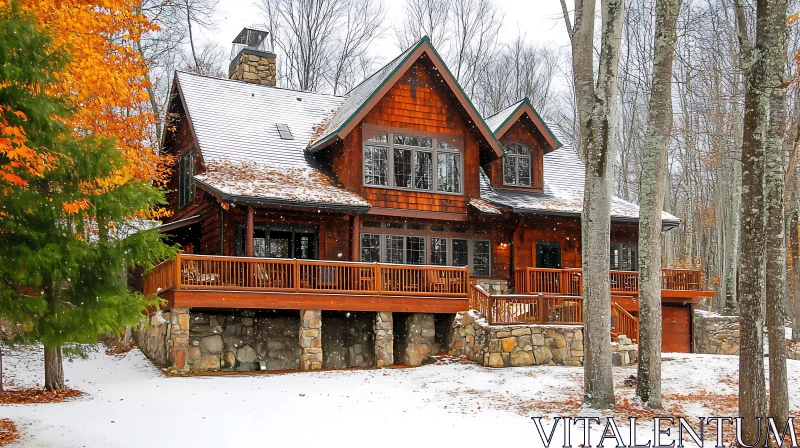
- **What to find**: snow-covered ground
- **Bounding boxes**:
[2,345,799,447]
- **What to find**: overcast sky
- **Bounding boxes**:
[201,0,572,69]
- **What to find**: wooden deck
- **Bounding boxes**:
[143,254,470,313]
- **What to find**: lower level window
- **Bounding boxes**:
[361,234,381,262]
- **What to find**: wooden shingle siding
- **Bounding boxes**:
[485,114,545,191]
[332,60,482,215]
[513,215,640,270]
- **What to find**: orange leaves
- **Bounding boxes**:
[62,198,90,214]
[0,105,53,186]
[3,0,169,186]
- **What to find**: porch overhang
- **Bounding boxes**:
[195,180,371,213]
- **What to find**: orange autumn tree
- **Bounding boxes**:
[2,0,171,191]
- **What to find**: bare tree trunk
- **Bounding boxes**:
[764,0,789,425]
[734,0,769,443]
[563,0,625,409]
[636,0,681,410]
[44,345,64,391]
[793,209,800,342]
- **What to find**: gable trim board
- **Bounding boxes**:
[306,36,504,159]
[485,99,562,152]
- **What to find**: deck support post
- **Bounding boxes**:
[168,307,190,371]
[374,312,393,367]
[246,206,254,257]
[299,310,322,370]
[350,214,360,261]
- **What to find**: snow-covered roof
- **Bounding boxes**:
[484,99,563,153]
[306,41,419,150]
[174,71,368,210]
[479,144,681,229]
[195,159,369,211]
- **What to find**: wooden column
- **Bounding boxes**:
[246,206,254,257]
[351,214,360,261]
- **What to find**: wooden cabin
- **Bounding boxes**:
[143,30,712,372]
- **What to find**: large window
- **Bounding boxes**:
[503,142,531,187]
[610,243,637,271]
[178,149,195,208]
[359,231,488,275]
[363,129,462,194]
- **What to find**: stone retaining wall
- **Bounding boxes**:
[694,310,740,355]
[450,311,638,368]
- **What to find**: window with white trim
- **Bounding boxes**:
[360,234,381,262]
[362,131,462,194]
[503,142,531,187]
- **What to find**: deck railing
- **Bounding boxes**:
[469,284,583,325]
[611,301,639,342]
[144,254,469,297]
[515,267,705,295]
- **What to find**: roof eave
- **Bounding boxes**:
[502,205,681,230]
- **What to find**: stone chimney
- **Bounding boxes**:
[229,28,276,86]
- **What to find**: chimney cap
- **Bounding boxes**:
[232,27,269,46]
[230,27,273,62]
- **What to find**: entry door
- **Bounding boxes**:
[536,242,562,269]
[662,305,692,353]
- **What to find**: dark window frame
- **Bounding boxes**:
[178,149,195,208]
[503,142,532,187]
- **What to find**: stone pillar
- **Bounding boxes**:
[374,312,394,367]
[168,307,190,371]
[229,49,277,86]
[403,313,435,366]
[299,310,322,370]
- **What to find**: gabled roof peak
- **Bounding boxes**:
[307,35,504,158]
[484,98,563,152]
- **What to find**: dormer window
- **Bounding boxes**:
[503,142,531,187]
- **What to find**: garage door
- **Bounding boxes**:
[662,305,692,353]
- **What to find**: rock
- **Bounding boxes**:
[511,328,531,336]
[236,345,257,363]
[200,335,224,354]
[501,337,517,352]
[221,351,237,368]
[510,350,535,366]
[188,346,202,361]
[488,353,504,368]
[496,331,512,338]
[193,355,220,371]
[531,334,545,346]
[533,346,553,365]
[553,336,567,348]
[489,338,502,353]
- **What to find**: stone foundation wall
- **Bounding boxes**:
[694,310,740,355]
[133,310,171,366]
[395,313,436,366]
[322,311,375,369]
[300,310,323,371]
[186,310,300,372]
[612,335,638,366]
[374,312,394,367]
